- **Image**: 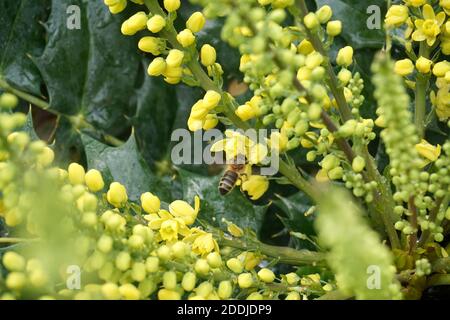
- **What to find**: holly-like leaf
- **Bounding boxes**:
[0,0,49,94]
[178,169,267,232]
[81,133,172,203]
[316,0,386,50]
[34,0,142,133]
[273,192,316,249]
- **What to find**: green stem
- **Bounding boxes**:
[0,77,123,147]
[219,238,326,266]
[0,77,52,112]
[415,43,430,139]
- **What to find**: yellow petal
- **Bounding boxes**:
[423,4,435,20]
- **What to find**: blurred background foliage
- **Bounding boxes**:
[1,0,448,255]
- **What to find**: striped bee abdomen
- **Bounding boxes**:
[219,170,239,195]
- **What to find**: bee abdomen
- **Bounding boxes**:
[219,171,239,195]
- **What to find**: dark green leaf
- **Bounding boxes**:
[34,0,142,132]
[81,133,172,202]
[316,0,386,49]
[273,192,316,249]
[178,168,267,232]
[0,0,49,94]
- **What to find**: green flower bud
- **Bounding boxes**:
[226,258,243,274]
[195,259,210,275]
[115,251,131,271]
[352,156,366,173]
[163,271,177,290]
[206,252,222,268]
[217,280,233,299]
[322,154,340,171]
[145,257,160,273]
[0,93,19,109]
[2,252,26,271]
[258,268,275,283]
[238,273,253,288]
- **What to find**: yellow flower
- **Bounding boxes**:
[186,12,206,33]
[430,78,450,120]
[412,4,446,46]
[121,12,148,36]
[202,114,219,130]
[316,5,333,24]
[192,233,218,255]
[145,210,190,240]
[141,192,160,214]
[210,130,268,164]
[177,29,196,47]
[147,15,166,33]
[297,39,314,55]
[169,196,200,225]
[235,96,262,121]
[394,59,414,76]
[200,44,217,67]
[108,0,127,15]
[138,37,164,55]
[68,163,85,185]
[85,169,105,192]
[166,49,184,68]
[241,175,269,200]
[147,57,167,76]
[336,46,353,67]
[159,219,179,242]
[415,139,441,167]
[258,268,276,283]
[326,20,342,36]
[433,61,450,77]
[416,56,433,74]
[385,5,409,27]
[315,169,329,182]
[163,0,180,13]
[226,222,244,237]
[202,90,222,109]
[106,182,128,208]
[237,251,261,270]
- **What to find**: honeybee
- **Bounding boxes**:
[218,154,248,196]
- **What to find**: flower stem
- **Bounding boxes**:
[0,77,123,147]
[219,238,326,266]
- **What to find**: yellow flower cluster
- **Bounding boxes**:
[187,90,221,131]
[388,2,450,121]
